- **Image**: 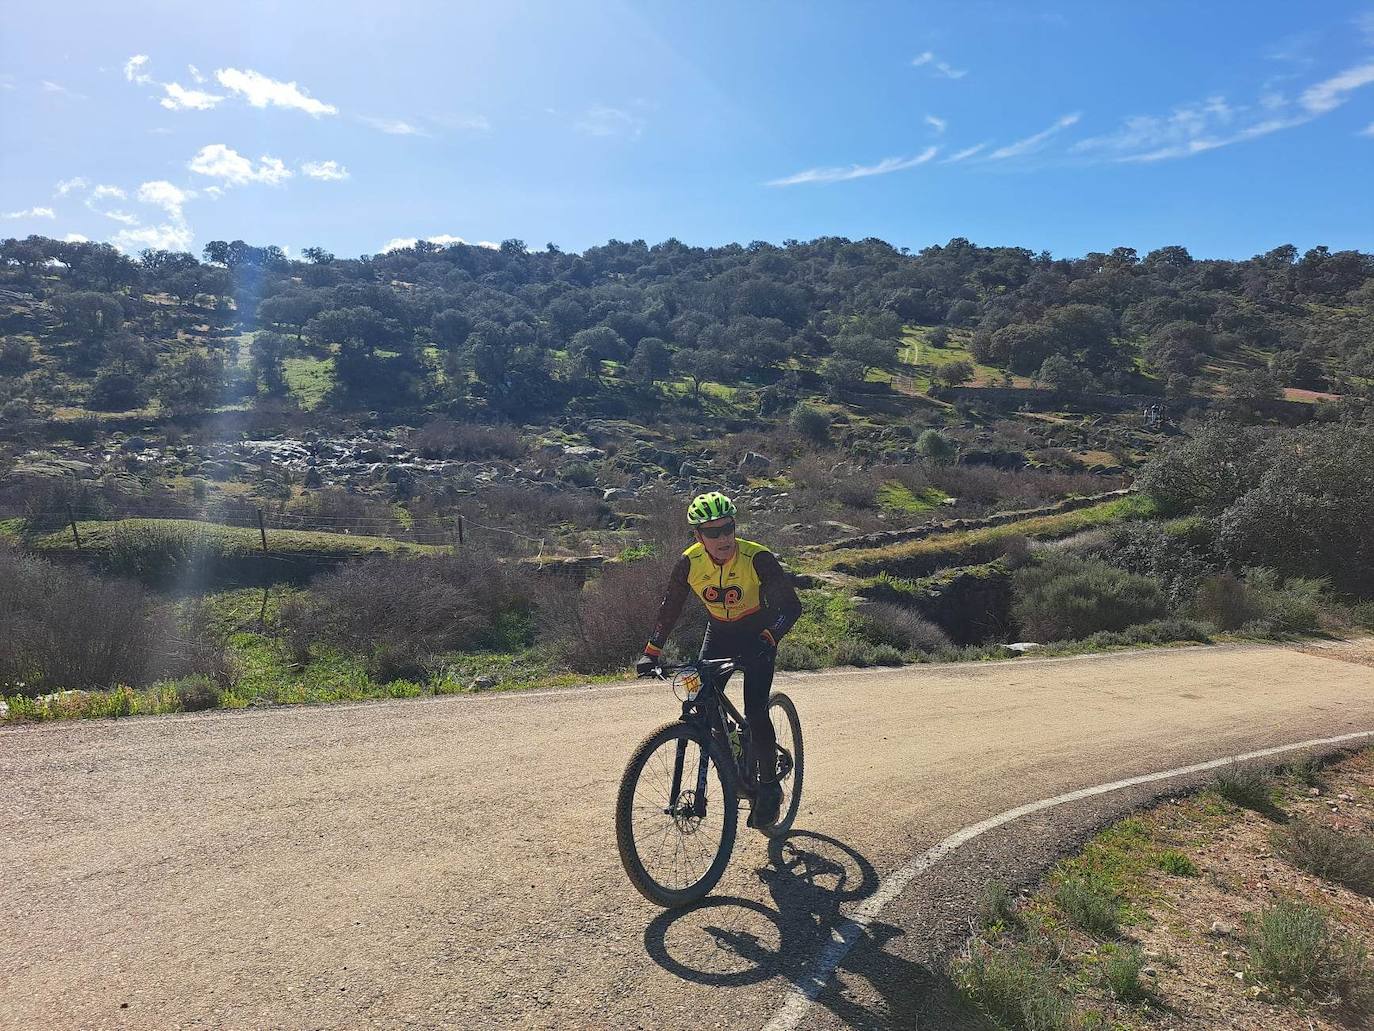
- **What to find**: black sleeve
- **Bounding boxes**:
[645,555,691,655]
[755,550,803,644]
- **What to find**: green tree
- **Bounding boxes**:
[627,338,670,385]
[936,359,976,388]
[251,332,290,395]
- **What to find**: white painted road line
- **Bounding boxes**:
[761,728,1374,1031]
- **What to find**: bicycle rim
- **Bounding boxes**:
[616,723,739,907]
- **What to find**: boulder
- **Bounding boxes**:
[303,467,323,488]
[121,436,149,453]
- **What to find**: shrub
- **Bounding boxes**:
[1193,572,1260,630]
[559,461,598,487]
[173,676,222,712]
[538,556,705,674]
[777,638,826,671]
[1102,518,1219,607]
[1101,944,1149,1002]
[88,370,149,411]
[0,549,227,697]
[410,419,523,460]
[789,402,831,446]
[1247,899,1374,1013]
[857,601,954,654]
[1075,618,1211,649]
[1013,553,1168,643]
[1156,849,1199,877]
[283,553,535,680]
[916,429,956,465]
[955,945,1072,1031]
[0,336,33,374]
[1054,872,1120,935]
[1213,764,1275,813]
[1272,819,1374,895]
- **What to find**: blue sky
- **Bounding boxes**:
[3,1,1373,260]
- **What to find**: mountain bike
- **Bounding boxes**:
[615,658,804,907]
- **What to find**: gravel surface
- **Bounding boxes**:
[3,641,1372,1030]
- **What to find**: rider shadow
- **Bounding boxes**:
[642,830,969,1028]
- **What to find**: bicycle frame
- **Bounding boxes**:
[660,659,749,820]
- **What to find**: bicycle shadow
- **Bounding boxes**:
[642,830,973,1028]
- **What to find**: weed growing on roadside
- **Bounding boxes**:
[1247,899,1374,1014]
[1100,943,1150,1002]
[1214,765,1277,815]
[977,880,1017,931]
[955,944,1073,1031]
[1054,872,1121,936]
[1272,819,1374,896]
[1155,849,1199,877]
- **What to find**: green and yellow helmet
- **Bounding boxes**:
[687,491,737,525]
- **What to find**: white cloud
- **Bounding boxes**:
[138,180,192,219]
[188,64,205,84]
[361,116,428,136]
[766,146,940,187]
[63,233,89,243]
[1363,122,1374,137]
[381,234,497,252]
[1300,60,1374,115]
[214,67,337,116]
[160,82,224,111]
[89,184,126,202]
[301,160,350,181]
[988,112,1081,160]
[54,177,88,196]
[575,105,646,138]
[911,51,967,79]
[2,207,56,219]
[202,185,224,199]
[943,142,988,163]
[925,114,947,134]
[112,223,194,253]
[102,210,140,226]
[124,55,152,84]
[187,144,293,185]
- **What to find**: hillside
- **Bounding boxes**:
[1,234,1372,718]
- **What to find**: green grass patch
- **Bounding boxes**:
[876,480,950,514]
[1155,849,1199,877]
[283,355,334,410]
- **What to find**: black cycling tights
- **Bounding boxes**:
[699,620,777,782]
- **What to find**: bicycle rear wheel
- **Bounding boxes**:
[615,722,739,907]
[757,692,804,838]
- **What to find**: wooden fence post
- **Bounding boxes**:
[66,504,83,553]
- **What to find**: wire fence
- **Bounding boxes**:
[6,504,552,558]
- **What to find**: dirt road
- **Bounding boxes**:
[3,642,1372,1030]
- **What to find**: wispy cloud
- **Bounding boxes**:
[911,51,967,79]
[925,114,947,134]
[1300,60,1374,114]
[63,233,89,243]
[214,67,336,116]
[2,207,56,220]
[42,80,86,100]
[766,146,940,187]
[988,112,1080,160]
[381,234,499,252]
[161,82,224,111]
[360,116,428,136]
[1073,61,1374,163]
[89,185,125,203]
[187,144,293,185]
[574,106,646,138]
[301,160,350,181]
[943,142,988,163]
[1363,121,1374,137]
[54,177,88,196]
[430,113,491,131]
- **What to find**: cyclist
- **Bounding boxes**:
[635,491,803,827]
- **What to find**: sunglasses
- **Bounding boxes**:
[697,520,736,539]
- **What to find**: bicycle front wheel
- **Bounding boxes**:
[758,692,804,838]
[616,722,739,907]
